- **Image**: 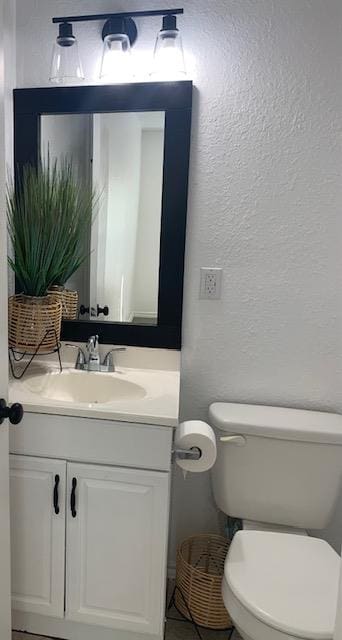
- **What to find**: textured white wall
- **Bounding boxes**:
[16,0,342,557]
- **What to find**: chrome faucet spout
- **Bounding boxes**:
[86,335,100,371]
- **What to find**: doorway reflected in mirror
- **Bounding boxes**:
[41,111,165,325]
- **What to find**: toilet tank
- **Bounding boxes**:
[210,403,342,530]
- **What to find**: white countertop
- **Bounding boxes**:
[9,360,180,428]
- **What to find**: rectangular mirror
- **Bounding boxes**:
[14,82,192,348]
[41,111,165,326]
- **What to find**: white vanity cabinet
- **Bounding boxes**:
[10,412,173,640]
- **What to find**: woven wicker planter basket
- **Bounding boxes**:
[175,534,231,630]
[48,286,78,320]
[62,289,78,320]
[8,294,62,354]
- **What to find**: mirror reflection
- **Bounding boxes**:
[41,111,165,325]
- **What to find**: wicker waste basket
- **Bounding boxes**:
[175,534,232,630]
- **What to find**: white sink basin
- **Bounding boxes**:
[22,369,146,405]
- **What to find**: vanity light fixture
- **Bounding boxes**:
[50,22,84,84]
[50,8,186,83]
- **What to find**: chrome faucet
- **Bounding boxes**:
[66,337,125,372]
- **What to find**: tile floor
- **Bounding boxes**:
[164,586,239,639]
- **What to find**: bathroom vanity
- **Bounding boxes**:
[9,351,179,640]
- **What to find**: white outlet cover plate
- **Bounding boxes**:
[199,267,223,299]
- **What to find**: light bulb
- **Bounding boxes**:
[99,18,135,82]
[49,23,84,84]
[150,15,186,80]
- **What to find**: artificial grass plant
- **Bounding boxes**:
[7,158,95,297]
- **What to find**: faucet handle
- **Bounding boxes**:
[103,347,126,362]
[103,347,126,371]
[65,344,86,368]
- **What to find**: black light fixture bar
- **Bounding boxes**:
[52,8,184,25]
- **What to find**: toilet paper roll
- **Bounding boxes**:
[174,420,217,472]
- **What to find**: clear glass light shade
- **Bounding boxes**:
[49,40,84,84]
[150,29,186,79]
[99,33,134,82]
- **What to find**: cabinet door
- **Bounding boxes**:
[10,455,66,618]
[66,463,170,635]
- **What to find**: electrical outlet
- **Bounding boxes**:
[200,267,222,299]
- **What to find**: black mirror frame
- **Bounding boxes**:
[14,81,192,349]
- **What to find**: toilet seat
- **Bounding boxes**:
[223,530,340,640]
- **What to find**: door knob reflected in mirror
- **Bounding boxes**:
[79,305,89,316]
[0,399,24,425]
[80,305,100,317]
[97,305,109,317]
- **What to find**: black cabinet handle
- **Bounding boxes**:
[53,475,60,515]
[70,477,77,518]
[0,399,24,425]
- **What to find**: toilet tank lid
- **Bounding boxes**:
[209,403,342,444]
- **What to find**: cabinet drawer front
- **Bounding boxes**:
[10,412,173,470]
[10,455,66,618]
[66,463,169,635]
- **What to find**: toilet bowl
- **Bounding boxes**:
[222,530,340,640]
[208,402,342,640]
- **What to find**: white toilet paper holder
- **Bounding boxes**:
[172,446,202,461]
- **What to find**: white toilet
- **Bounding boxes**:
[210,402,342,640]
